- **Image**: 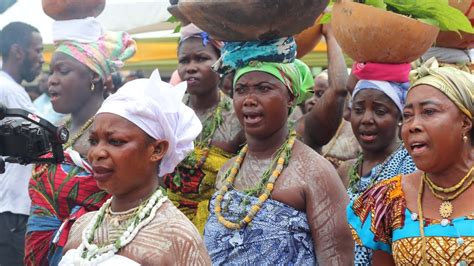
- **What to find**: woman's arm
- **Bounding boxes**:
[302,23,349,149]
[372,250,396,266]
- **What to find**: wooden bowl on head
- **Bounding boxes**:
[332,1,439,63]
[42,0,106,20]
[435,0,474,49]
[177,0,329,41]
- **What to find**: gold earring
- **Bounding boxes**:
[463,134,468,143]
[90,83,95,92]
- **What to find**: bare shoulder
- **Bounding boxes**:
[64,211,97,252]
[288,140,338,179]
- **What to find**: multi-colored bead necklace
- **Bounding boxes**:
[214,130,296,230]
[348,144,403,194]
[31,117,95,178]
[182,93,230,169]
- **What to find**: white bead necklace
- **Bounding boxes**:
[72,189,167,265]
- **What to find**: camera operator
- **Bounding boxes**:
[0,21,44,265]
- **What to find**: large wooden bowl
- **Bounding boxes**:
[295,16,323,58]
[435,0,473,49]
[42,0,106,20]
[178,0,329,41]
[332,1,439,63]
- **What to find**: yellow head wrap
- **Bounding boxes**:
[410,58,474,120]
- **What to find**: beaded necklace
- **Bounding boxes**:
[214,130,297,230]
[182,93,231,169]
[348,144,403,194]
[31,117,95,178]
[74,188,167,264]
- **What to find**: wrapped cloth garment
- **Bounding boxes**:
[204,190,316,265]
[25,149,109,266]
[62,200,211,265]
[163,93,240,234]
[347,175,474,265]
[347,147,416,265]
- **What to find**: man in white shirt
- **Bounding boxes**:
[0,21,44,265]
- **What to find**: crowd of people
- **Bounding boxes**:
[0,4,472,266]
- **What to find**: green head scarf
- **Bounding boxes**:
[233,59,314,113]
[410,58,474,120]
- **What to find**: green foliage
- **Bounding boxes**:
[365,0,473,33]
[324,0,473,33]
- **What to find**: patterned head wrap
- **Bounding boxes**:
[179,24,223,52]
[213,37,297,75]
[96,70,202,176]
[55,31,136,81]
[410,58,474,119]
[233,59,314,112]
[352,80,410,114]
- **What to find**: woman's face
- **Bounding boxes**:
[48,52,95,114]
[350,89,401,152]
[87,113,166,196]
[177,38,220,96]
[233,71,292,139]
[401,85,471,172]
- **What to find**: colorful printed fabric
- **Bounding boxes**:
[212,37,297,75]
[25,150,109,266]
[347,175,474,265]
[163,145,234,234]
[204,190,316,265]
[55,31,136,81]
[233,59,314,107]
[347,147,416,265]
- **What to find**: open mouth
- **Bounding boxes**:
[243,112,263,126]
[410,142,428,154]
[359,132,377,142]
[49,91,60,102]
[186,77,199,86]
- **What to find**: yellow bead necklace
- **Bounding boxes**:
[214,130,296,230]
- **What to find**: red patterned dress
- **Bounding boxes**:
[25,150,109,265]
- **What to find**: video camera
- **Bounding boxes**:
[0,104,69,173]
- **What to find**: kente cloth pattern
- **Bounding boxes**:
[25,151,109,266]
[347,175,474,265]
[212,37,296,75]
[347,147,416,265]
[55,31,136,81]
[204,190,317,265]
[163,145,234,234]
[64,201,211,265]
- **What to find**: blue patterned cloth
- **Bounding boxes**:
[347,146,416,266]
[204,190,316,265]
[212,37,297,75]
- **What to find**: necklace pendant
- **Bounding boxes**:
[439,201,453,219]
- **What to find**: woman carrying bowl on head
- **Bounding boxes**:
[347,60,474,265]
[336,61,418,265]
[60,70,210,265]
[25,21,136,265]
[203,35,354,265]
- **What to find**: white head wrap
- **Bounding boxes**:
[96,69,202,176]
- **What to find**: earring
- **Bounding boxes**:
[398,122,403,127]
[463,134,468,143]
[90,83,95,92]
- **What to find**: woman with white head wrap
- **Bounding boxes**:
[59,70,211,265]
